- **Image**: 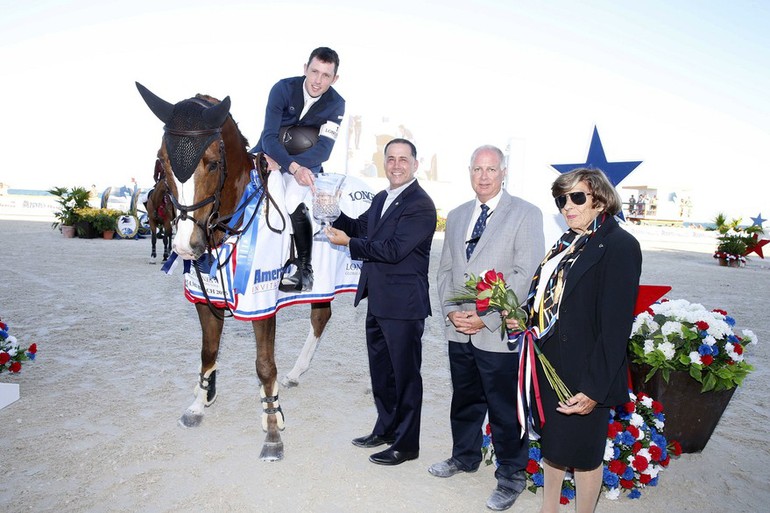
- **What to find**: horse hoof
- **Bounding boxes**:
[178,411,203,428]
[148,257,157,265]
[259,442,284,462]
[280,375,299,388]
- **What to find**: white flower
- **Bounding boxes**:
[604,488,621,500]
[636,448,651,463]
[653,418,664,430]
[661,321,683,339]
[604,439,615,461]
[658,341,676,360]
[703,334,717,346]
[643,339,655,354]
[639,395,653,409]
[742,329,758,345]
[630,413,644,430]
[688,351,702,365]
[643,464,660,478]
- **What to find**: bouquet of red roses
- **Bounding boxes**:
[449,269,527,330]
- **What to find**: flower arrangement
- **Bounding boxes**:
[75,207,125,233]
[628,299,756,392]
[0,318,37,374]
[48,186,91,228]
[481,390,682,504]
[711,213,765,265]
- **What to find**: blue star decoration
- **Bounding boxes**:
[551,126,643,221]
[750,213,766,227]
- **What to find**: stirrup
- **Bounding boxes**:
[279,266,313,292]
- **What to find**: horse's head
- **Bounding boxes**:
[137,82,233,260]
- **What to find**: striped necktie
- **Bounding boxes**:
[466,204,489,260]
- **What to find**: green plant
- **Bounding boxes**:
[47,186,91,228]
[75,207,124,233]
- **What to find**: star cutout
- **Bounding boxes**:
[634,285,672,316]
[744,236,768,258]
[750,213,766,227]
[551,126,643,187]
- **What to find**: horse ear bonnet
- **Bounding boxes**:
[136,83,230,184]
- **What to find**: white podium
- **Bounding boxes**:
[0,383,20,410]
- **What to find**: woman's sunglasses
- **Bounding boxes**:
[555,191,592,209]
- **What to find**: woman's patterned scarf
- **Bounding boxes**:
[524,213,607,338]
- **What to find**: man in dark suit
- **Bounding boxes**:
[431,145,544,511]
[326,138,437,466]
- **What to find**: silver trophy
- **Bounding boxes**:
[311,173,346,241]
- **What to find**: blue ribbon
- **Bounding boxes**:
[232,169,265,295]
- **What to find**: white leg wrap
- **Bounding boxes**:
[285,328,322,383]
[260,382,285,431]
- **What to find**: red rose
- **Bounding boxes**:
[620,479,635,489]
[633,455,649,471]
[608,459,626,475]
[651,400,664,414]
[476,281,492,292]
[695,320,709,331]
[648,445,662,461]
[639,473,653,484]
[476,298,490,312]
[632,441,642,453]
[733,344,743,355]
[607,421,624,438]
[9,361,22,373]
[526,459,540,474]
[670,440,682,456]
[660,454,671,467]
[28,343,37,354]
[627,425,640,441]
[624,401,635,413]
[701,355,714,366]
[0,352,10,365]
[483,269,498,285]
[559,496,570,505]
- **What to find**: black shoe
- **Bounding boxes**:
[428,457,478,478]
[279,204,314,292]
[486,485,522,511]
[351,433,395,448]
[369,448,419,466]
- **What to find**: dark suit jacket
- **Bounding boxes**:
[334,180,437,320]
[542,215,642,406]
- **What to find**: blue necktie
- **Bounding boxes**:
[466,204,489,260]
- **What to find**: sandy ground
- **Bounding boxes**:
[1,220,768,513]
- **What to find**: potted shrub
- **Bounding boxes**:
[75,207,124,238]
[47,186,91,236]
[628,298,756,452]
[711,213,764,267]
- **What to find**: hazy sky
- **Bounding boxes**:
[2,0,768,223]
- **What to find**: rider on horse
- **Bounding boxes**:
[251,47,345,292]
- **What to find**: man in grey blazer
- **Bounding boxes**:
[430,145,544,511]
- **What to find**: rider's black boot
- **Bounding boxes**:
[280,204,314,292]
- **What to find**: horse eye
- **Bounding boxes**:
[207,161,218,172]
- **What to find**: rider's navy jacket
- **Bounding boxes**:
[251,76,345,174]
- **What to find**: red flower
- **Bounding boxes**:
[526,459,540,474]
[633,455,649,471]
[608,459,627,475]
[485,423,492,435]
[476,298,490,312]
[733,344,743,355]
[559,496,570,505]
[695,320,709,331]
[28,343,38,354]
[632,441,643,453]
[670,440,682,456]
[712,308,727,315]
[0,321,7,330]
[476,281,492,292]
[624,401,636,413]
[651,400,664,414]
[9,361,22,373]
[620,479,635,489]
[627,425,640,441]
[483,269,499,285]
[701,354,714,366]
[660,454,671,467]
[648,445,662,461]
[0,352,9,365]
[607,421,624,438]
[639,473,653,484]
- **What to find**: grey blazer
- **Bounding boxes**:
[437,191,544,353]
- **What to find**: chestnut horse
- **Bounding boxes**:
[145,160,176,263]
[136,82,333,461]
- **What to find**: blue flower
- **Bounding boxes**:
[529,446,541,460]
[725,315,736,327]
[698,344,712,356]
[651,433,666,447]
[629,489,642,499]
[482,435,491,448]
[603,468,619,487]
[0,329,7,339]
[618,431,635,445]
[26,352,36,361]
[613,447,620,459]
[562,488,576,500]
[531,473,544,487]
[622,467,635,480]
[649,477,659,487]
